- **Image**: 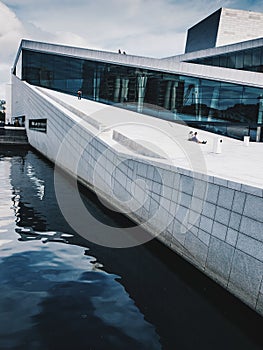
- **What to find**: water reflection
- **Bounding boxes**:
[26,163,45,200]
[16,227,74,244]
[0,148,262,350]
[0,149,161,350]
[0,246,160,350]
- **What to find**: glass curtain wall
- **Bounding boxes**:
[19,49,263,140]
[188,46,263,72]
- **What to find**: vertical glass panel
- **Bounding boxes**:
[242,86,262,124]
[252,48,261,67]
[227,54,236,69]
[199,79,220,120]
[235,51,244,69]
[204,58,212,66]
[244,49,252,68]
[197,58,205,66]
[260,47,263,65]
[212,56,220,67]
[217,83,243,122]
[177,76,199,120]
[219,55,227,68]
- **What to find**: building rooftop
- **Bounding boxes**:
[185,7,263,53]
[163,37,263,63]
[15,39,263,89]
[35,85,263,192]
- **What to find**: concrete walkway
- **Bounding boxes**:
[37,87,263,189]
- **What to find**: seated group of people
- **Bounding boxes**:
[188,131,207,144]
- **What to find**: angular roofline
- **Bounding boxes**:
[163,37,263,62]
[187,7,263,31]
[13,39,263,89]
[186,7,222,31]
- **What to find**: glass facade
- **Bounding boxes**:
[17,48,263,141]
[187,46,263,73]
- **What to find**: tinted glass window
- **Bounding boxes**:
[19,49,263,139]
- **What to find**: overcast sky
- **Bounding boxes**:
[0,0,263,99]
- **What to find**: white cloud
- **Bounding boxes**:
[0,2,27,98]
[0,0,263,100]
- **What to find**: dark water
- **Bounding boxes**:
[0,147,262,350]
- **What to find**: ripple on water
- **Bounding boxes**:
[0,153,161,349]
[0,149,262,350]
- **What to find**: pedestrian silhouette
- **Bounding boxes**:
[77,90,82,100]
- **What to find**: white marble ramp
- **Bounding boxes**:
[37,86,263,190]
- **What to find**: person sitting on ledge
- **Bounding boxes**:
[191,132,207,144]
[188,131,194,140]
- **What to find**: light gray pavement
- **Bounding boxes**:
[37,87,263,189]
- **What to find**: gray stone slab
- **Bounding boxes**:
[161,168,176,188]
[199,215,214,233]
[157,207,171,231]
[228,250,263,307]
[192,178,208,200]
[213,177,228,187]
[187,209,201,227]
[212,221,228,241]
[206,183,219,204]
[232,191,246,214]
[143,197,151,212]
[226,228,239,247]
[215,206,230,226]
[206,237,235,285]
[162,184,173,201]
[117,159,128,174]
[175,205,189,227]
[146,164,155,179]
[202,201,216,219]
[227,180,242,191]
[241,184,263,196]
[243,194,263,223]
[190,225,199,237]
[163,185,173,200]
[190,197,204,214]
[160,197,171,213]
[141,206,150,221]
[184,231,209,267]
[180,192,192,208]
[127,159,135,170]
[171,219,187,245]
[169,199,179,216]
[239,216,263,243]
[152,181,162,195]
[153,167,163,184]
[236,233,263,262]
[229,212,241,231]
[149,197,160,216]
[217,187,235,210]
[179,168,192,177]
[171,189,180,204]
[181,175,194,195]
[172,173,182,191]
[198,229,211,246]
[166,211,176,229]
